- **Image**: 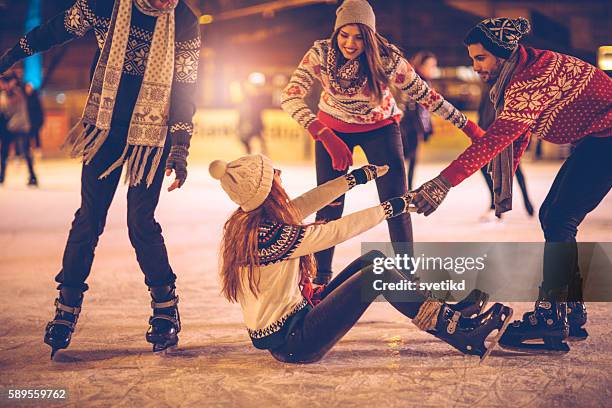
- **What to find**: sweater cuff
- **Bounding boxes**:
[381,196,408,219]
[440,163,470,187]
[169,122,193,147]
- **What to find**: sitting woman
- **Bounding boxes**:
[210,154,512,363]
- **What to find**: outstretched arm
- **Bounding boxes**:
[0,0,95,74]
[290,164,389,220]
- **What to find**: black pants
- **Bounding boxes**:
[54,125,176,292]
[0,131,37,181]
[539,136,612,297]
[314,123,413,279]
[270,251,425,363]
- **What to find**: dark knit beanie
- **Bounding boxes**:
[464,17,531,59]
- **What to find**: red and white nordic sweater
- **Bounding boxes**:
[281,39,468,133]
[441,46,612,186]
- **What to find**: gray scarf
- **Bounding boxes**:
[488,49,519,217]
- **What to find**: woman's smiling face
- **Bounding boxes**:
[337,24,364,60]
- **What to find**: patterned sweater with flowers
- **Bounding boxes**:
[3,0,200,147]
[238,173,399,350]
[441,46,612,186]
[280,39,468,133]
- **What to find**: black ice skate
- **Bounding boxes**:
[567,301,588,341]
[414,299,513,363]
[449,289,489,318]
[499,300,570,354]
[567,276,588,341]
[146,286,181,353]
[44,295,83,359]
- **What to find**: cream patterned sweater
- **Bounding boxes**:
[280,39,467,132]
[238,174,393,349]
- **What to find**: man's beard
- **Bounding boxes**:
[480,58,504,85]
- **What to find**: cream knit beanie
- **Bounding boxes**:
[334,0,376,33]
[209,154,274,212]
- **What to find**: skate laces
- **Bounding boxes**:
[412,298,443,331]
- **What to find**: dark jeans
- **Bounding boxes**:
[539,136,612,298]
[270,251,425,363]
[0,131,36,181]
[314,123,413,280]
[55,125,176,292]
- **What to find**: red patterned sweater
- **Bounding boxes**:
[281,39,468,133]
[441,46,612,186]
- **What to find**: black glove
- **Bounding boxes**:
[412,175,451,216]
[381,192,416,219]
[348,164,389,187]
[165,145,189,188]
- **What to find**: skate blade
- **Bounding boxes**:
[567,336,588,342]
[479,306,513,364]
[152,342,179,354]
[498,342,570,355]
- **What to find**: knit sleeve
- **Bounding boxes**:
[291,206,386,258]
[168,12,200,147]
[392,57,467,129]
[439,80,557,186]
[290,173,357,220]
[280,43,323,130]
[2,0,95,66]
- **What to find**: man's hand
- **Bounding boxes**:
[165,145,188,192]
[412,175,452,216]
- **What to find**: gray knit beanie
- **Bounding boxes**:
[334,0,376,33]
[209,154,274,212]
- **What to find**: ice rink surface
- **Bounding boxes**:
[1,159,611,407]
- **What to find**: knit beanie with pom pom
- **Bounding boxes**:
[208,154,274,212]
[464,17,531,59]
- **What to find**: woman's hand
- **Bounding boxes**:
[349,164,389,185]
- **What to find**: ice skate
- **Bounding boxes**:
[567,301,588,341]
[146,286,181,353]
[413,299,513,363]
[499,300,570,354]
[44,292,83,360]
[449,289,489,318]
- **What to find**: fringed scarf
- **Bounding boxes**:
[488,49,519,217]
[63,0,176,187]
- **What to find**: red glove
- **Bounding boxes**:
[462,119,486,141]
[308,120,353,171]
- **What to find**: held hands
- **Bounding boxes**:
[381,191,417,218]
[411,174,452,216]
[165,145,189,192]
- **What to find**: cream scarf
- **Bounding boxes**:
[64,0,176,187]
